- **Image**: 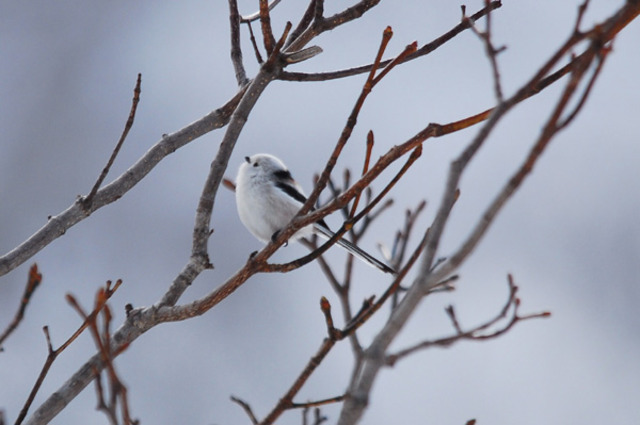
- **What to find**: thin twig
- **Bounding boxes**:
[386,275,551,365]
[259,339,336,425]
[463,1,505,102]
[280,1,502,82]
[290,395,346,409]
[240,0,282,23]
[231,396,259,425]
[82,73,142,210]
[229,0,249,86]
[286,0,381,52]
[246,21,264,64]
[287,0,318,48]
[68,287,136,425]
[258,0,276,55]
[556,45,611,130]
[0,264,42,348]
[348,131,374,219]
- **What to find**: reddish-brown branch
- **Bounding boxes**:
[0,264,42,348]
[15,280,123,425]
[463,1,505,102]
[340,226,429,337]
[286,0,317,48]
[259,0,276,54]
[280,1,502,82]
[259,338,336,425]
[348,131,374,220]
[68,286,135,425]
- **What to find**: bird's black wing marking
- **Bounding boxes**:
[274,174,331,229]
[274,179,308,205]
[273,169,293,180]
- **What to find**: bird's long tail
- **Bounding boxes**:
[312,223,396,274]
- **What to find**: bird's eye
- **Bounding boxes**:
[253,162,259,167]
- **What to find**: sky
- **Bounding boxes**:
[1,1,639,424]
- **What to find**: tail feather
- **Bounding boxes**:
[313,224,396,274]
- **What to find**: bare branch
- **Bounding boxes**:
[0,88,245,278]
[429,28,614,286]
[230,396,259,425]
[81,74,142,210]
[19,3,640,424]
[68,286,136,425]
[0,264,42,348]
[463,2,506,102]
[258,0,276,55]
[259,338,335,425]
[348,131,374,219]
[290,395,345,409]
[280,1,502,82]
[386,275,551,366]
[16,280,123,425]
[286,0,380,52]
[286,0,317,48]
[240,0,282,23]
[229,0,249,86]
[336,3,639,423]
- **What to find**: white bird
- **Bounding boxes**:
[235,153,396,274]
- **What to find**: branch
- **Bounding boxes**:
[280,1,502,82]
[81,73,142,210]
[463,2,506,102]
[429,22,616,286]
[0,88,245,278]
[260,337,336,425]
[230,396,259,425]
[336,2,639,424]
[257,227,430,425]
[0,264,42,349]
[385,274,551,366]
[67,290,136,425]
[240,0,282,23]
[285,0,381,52]
[16,280,123,425]
[258,0,276,55]
[229,0,249,86]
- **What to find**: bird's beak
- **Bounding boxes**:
[244,156,251,164]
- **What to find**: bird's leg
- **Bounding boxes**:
[271,230,288,246]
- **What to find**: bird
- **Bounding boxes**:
[235,153,396,274]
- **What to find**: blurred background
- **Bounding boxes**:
[1,1,639,424]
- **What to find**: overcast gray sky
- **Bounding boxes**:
[1,1,639,424]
